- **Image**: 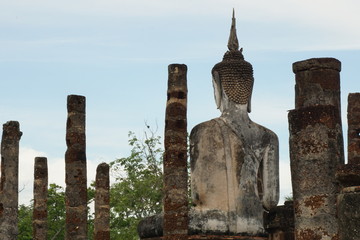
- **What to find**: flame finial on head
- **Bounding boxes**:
[227,9,239,51]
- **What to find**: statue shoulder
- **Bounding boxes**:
[252,121,279,142]
[190,119,222,140]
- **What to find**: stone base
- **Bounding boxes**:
[138,212,268,239]
[141,236,267,240]
[189,236,267,240]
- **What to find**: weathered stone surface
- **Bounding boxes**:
[94,162,110,240]
[65,95,88,240]
[0,121,22,240]
[189,12,278,237]
[347,93,360,165]
[293,58,341,112]
[189,117,278,236]
[264,201,294,240]
[163,64,188,239]
[33,157,48,240]
[337,187,360,240]
[293,58,341,73]
[289,106,343,240]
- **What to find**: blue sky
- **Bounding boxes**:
[1,0,360,205]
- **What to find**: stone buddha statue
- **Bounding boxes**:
[188,11,279,237]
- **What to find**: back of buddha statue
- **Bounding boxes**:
[189,10,279,237]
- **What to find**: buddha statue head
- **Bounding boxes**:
[212,10,254,113]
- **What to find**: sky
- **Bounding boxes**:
[1,0,360,206]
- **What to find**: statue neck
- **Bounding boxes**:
[219,103,256,144]
[220,103,251,123]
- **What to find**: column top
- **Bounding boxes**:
[293,57,341,73]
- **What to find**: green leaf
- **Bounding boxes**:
[109,129,164,239]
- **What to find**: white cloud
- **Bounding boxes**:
[279,160,292,204]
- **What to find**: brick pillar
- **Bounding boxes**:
[163,64,188,240]
[94,162,110,240]
[336,93,360,240]
[33,157,48,240]
[0,121,22,240]
[65,95,87,240]
[289,58,344,240]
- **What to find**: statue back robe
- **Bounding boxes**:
[190,118,267,236]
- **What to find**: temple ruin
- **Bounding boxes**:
[138,11,360,240]
[0,10,359,240]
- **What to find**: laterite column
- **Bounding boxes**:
[94,163,110,240]
[163,64,188,240]
[65,95,88,240]
[33,157,48,240]
[289,58,344,240]
[0,121,22,240]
